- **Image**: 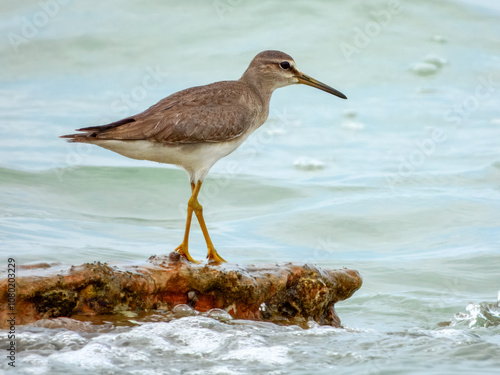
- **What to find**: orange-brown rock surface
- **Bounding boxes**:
[0,252,362,328]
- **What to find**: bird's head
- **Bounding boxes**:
[241,50,347,99]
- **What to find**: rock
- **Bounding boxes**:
[0,253,362,328]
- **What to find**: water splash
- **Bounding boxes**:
[452,292,500,328]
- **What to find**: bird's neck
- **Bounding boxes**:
[239,68,275,105]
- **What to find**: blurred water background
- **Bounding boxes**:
[1,0,499,374]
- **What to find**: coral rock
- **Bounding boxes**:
[0,253,362,328]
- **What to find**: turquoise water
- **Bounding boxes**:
[1,0,500,374]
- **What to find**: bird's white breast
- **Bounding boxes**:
[93,137,248,182]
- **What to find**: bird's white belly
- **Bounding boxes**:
[94,138,247,182]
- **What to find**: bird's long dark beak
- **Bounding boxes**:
[294,71,347,99]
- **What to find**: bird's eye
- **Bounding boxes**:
[279,61,291,70]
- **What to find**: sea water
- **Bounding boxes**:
[1,0,499,374]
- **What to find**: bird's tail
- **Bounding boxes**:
[59,117,135,142]
[59,133,94,143]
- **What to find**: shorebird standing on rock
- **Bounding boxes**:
[61,50,347,263]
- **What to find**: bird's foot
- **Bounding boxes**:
[207,246,227,264]
[174,243,201,264]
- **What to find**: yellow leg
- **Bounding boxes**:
[174,182,200,263]
[190,181,227,264]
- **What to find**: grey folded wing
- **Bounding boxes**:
[62,82,256,144]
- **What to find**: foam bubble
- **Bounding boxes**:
[293,157,325,170]
[411,62,439,76]
[341,121,365,130]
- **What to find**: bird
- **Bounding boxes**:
[61,50,347,264]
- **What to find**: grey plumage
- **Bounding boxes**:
[62,81,264,144]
